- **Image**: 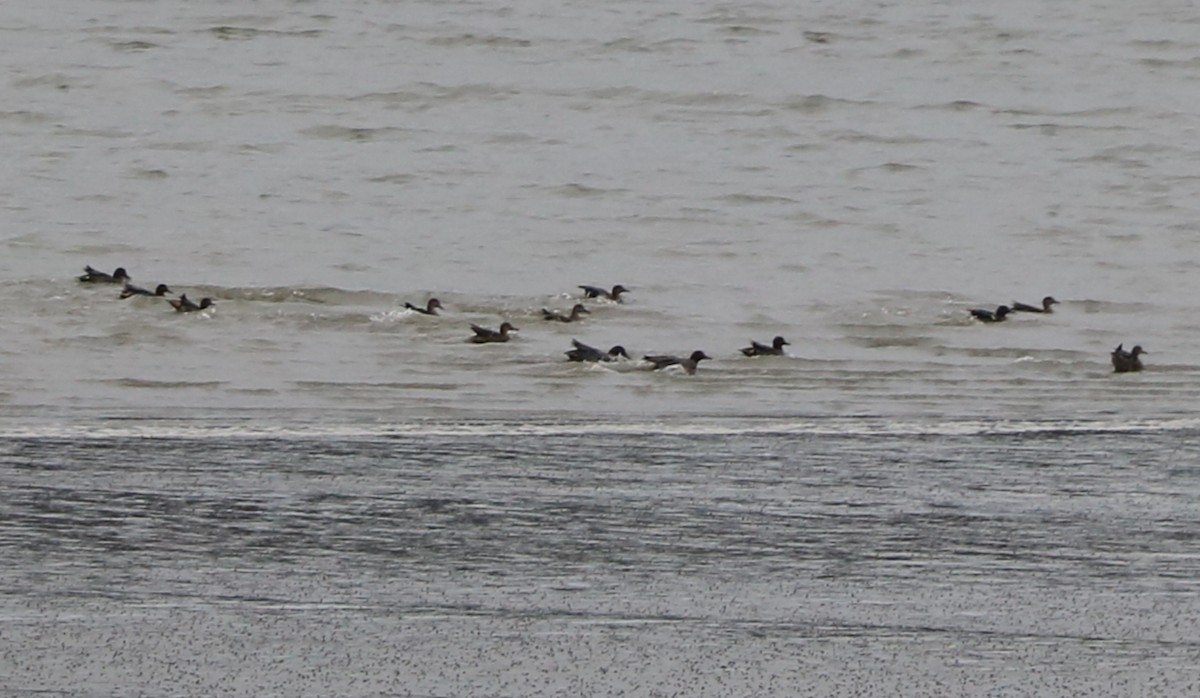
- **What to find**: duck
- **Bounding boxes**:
[740,336,790,357]
[120,283,171,299]
[78,266,130,284]
[565,339,629,362]
[968,305,1010,323]
[469,322,517,343]
[643,350,711,375]
[579,284,629,302]
[169,294,215,313]
[404,298,443,316]
[542,304,591,323]
[1111,344,1147,373]
[1011,296,1058,313]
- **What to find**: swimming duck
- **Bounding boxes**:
[565,339,629,362]
[469,322,517,343]
[1012,296,1058,313]
[120,283,171,299]
[579,284,629,302]
[740,336,790,357]
[542,304,591,322]
[169,294,214,313]
[643,350,711,375]
[404,298,443,316]
[78,266,130,284]
[968,305,1010,323]
[1111,344,1147,373]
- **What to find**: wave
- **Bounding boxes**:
[3,415,1199,440]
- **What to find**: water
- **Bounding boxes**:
[3,0,1199,419]
[2,0,1200,694]
[3,425,1200,696]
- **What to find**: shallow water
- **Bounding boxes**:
[2,0,1199,694]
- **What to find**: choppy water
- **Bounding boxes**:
[3,0,1200,420]
[3,425,1200,697]
[2,0,1200,695]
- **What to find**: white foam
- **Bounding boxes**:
[2,416,1199,440]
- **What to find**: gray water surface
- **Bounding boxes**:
[2,0,1199,420]
[2,425,1199,697]
[3,0,1200,695]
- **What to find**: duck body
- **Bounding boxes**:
[1012,296,1058,313]
[542,304,591,322]
[579,284,629,302]
[1111,344,1147,373]
[469,322,517,343]
[740,336,789,357]
[121,283,171,299]
[566,339,628,362]
[643,350,711,375]
[404,298,443,316]
[968,305,1010,323]
[79,266,130,284]
[169,294,214,313]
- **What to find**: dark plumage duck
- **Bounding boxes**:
[968,305,1010,323]
[469,322,517,343]
[643,350,711,375]
[565,339,629,362]
[78,266,130,284]
[740,336,789,357]
[542,304,590,323]
[169,294,214,313]
[1012,296,1058,313]
[404,298,443,315]
[120,283,171,299]
[1111,344,1147,373]
[579,284,629,302]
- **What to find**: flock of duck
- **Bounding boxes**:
[79,266,215,313]
[78,268,720,374]
[966,295,1147,373]
[80,266,1147,375]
